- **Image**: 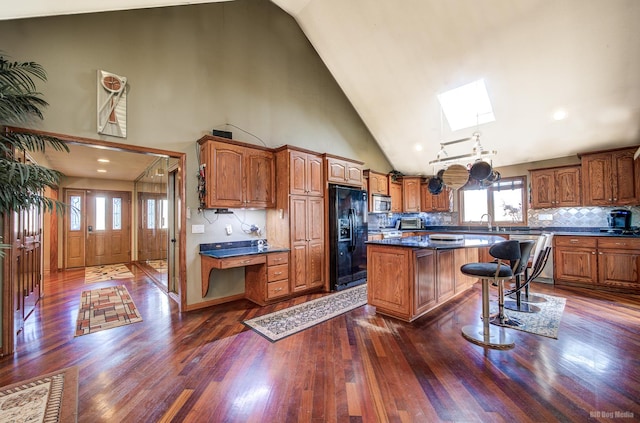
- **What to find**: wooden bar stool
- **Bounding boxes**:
[460,240,520,349]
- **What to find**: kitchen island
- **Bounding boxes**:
[366,234,507,322]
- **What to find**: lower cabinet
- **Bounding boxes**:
[554,236,640,292]
[244,252,290,306]
[367,244,476,322]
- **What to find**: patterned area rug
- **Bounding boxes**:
[491,293,566,339]
[85,263,134,284]
[146,259,167,273]
[0,366,79,422]
[75,285,143,337]
[244,284,367,342]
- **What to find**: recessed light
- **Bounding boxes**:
[97,169,107,173]
[415,144,423,151]
[97,158,110,163]
[553,109,568,121]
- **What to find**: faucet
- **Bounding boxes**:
[480,213,493,231]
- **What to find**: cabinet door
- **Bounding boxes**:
[554,247,597,285]
[290,151,308,196]
[245,149,275,208]
[307,155,324,196]
[555,167,581,207]
[371,172,389,195]
[432,187,451,211]
[209,143,245,208]
[420,183,434,211]
[290,196,309,291]
[346,162,363,186]
[530,169,556,208]
[403,177,421,212]
[368,247,412,319]
[307,197,325,288]
[611,149,640,205]
[598,249,640,290]
[582,153,612,206]
[389,182,403,212]
[414,249,437,315]
[436,249,455,302]
[327,158,347,184]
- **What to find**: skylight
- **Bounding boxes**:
[437,79,495,131]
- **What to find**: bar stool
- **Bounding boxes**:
[494,240,536,323]
[460,240,520,349]
[507,233,553,308]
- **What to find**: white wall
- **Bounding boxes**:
[0,0,391,306]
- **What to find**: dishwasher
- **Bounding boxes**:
[509,234,554,284]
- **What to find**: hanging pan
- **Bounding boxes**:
[469,160,492,181]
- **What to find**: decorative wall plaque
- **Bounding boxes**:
[97,70,127,138]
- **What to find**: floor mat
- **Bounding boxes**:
[75,285,142,336]
[85,263,134,284]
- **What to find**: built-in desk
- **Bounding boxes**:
[200,241,290,305]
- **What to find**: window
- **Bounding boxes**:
[459,176,526,225]
[147,199,156,229]
[437,79,495,131]
[70,195,81,231]
[113,197,122,230]
[95,197,106,231]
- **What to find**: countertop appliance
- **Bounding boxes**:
[371,194,392,213]
[608,209,632,230]
[400,217,424,230]
[329,185,368,291]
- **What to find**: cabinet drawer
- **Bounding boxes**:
[267,264,289,282]
[597,238,640,250]
[267,280,290,299]
[267,252,288,266]
[219,254,266,269]
[555,236,597,248]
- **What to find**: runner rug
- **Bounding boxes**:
[75,285,142,337]
[244,284,367,342]
[146,259,167,273]
[491,293,566,339]
[0,366,79,422]
[85,263,134,284]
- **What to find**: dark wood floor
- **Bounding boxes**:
[1,268,639,422]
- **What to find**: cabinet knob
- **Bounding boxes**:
[598,252,603,255]
[592,252,596,255]
[274,271,282,275]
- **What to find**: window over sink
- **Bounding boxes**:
[459,176,527,226]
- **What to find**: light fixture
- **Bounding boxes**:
[428,132,497,166]
[97,158,110,163]
[553,109,568,121]
[97,169,107,173]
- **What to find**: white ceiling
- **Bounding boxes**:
[3,0,640,176]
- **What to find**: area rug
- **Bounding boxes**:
[0,366,78,422]
[146,259,167,273]
[75,285,142,337]
[244,284,368,342]
[491,293,566,339]
[85,263,134,284]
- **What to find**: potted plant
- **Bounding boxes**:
[0,52,68,256]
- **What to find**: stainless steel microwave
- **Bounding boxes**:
[372,194,392,213]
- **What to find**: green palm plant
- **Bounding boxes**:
[0,52,69,255]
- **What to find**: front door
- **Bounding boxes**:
[138,193,168,262]
[64,189,131,268]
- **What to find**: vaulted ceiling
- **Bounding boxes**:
[3,0,640,175]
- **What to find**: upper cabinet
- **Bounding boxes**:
[421,180,451,212]
[389,180,403,213]
[529,165,581,209]
[324,155,364,187]
[580,146,640,206]
[289,149,324,196]
[364,170,389,195]
[402,176,422,212]
[198,136,275,209]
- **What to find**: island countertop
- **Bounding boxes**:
[365,233,508,249]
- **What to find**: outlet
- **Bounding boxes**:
[225,225,233,235]
[191,224,205,234]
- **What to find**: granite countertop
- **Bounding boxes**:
[199,240,289,259]
[369,226,640,238]
[366,233,509,249]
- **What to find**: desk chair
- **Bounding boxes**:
[460,240,520,349]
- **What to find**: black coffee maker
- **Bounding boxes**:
[608,209,632,230]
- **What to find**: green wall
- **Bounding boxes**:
[0,0,391,307]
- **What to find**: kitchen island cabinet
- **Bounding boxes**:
[366,234,506,322]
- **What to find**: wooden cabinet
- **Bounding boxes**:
[529,165,581,208]
[290,195,325,292]
[290,149,323,196]
[244,252,290,305]
[454,247,479,293]
[198,136,275,209]
[554,236,640,292]
[364,170,389,195]
[580,146,640,206]
[389,181,403,213]
[325,155,364,187]
[420,180,451,212]
[402,177,421,212]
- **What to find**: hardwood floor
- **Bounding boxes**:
[1,268,639,422]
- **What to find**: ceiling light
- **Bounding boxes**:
[97,158,110,163]
[415,144,423,151]
[97,169,107,173]
[553,109,568,121]
[438,79,495,131]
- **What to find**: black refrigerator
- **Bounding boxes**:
[329,185,368,291]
